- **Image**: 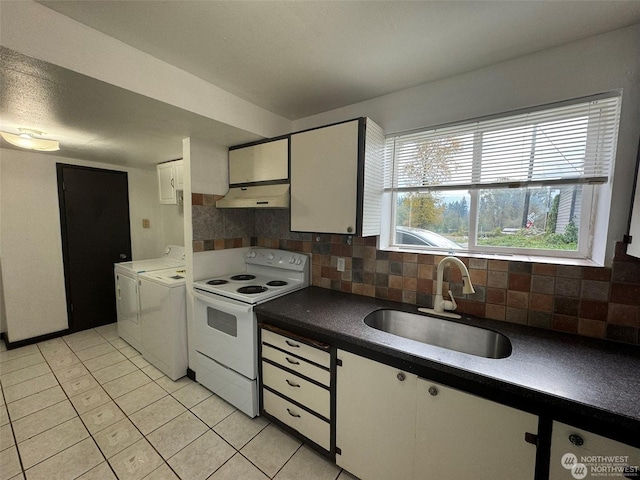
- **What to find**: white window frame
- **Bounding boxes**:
[380,93,622,264]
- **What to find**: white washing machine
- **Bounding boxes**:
[114,245,185,353]
[138,267,188,380]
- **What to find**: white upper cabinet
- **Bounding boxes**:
[157,159,183,204]
[229,138,288,185]
[290,118,384,235]
[174,159,184,190]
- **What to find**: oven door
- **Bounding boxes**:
[192,289,257,379]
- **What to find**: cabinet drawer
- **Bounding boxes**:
[263,389,330,451]
[262,361,330,419]
[261,330,330,368]
[262,344,330,386]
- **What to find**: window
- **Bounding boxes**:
[384,94,621,260]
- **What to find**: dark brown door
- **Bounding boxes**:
[57,164,132,332]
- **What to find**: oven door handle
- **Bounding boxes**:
[192,289,254,314]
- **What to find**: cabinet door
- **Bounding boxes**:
[157,162,176,204]
[291,120,360,234]
[336,350,416,480]
[174,160,184,190]
[414,377,537,480]
[229,138,288,184]
[549,421,640,479]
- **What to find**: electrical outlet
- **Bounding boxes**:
[142,219,150,228]
[337,257,345,272]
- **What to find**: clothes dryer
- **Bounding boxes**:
[114,245,184,353]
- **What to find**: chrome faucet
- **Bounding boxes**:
[418,256,475,319]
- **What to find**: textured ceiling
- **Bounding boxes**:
[0,47,261,166]
[2,1,640,166]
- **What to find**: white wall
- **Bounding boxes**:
[0,148,161,342]
[159,204,185,248]
[293,24,640,265]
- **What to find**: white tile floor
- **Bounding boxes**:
[0,324,358,480]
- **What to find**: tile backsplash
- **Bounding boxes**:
[192,193,639,345]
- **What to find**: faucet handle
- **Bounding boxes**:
[442,290,457,312]
[447,290,457,311]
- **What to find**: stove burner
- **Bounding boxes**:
[206,279,228,286]
[237,285,268,294]
[266,280,288,287]
[230,274,256,281]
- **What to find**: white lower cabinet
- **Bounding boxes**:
[549,421,640,479]
[414,377,538,480]
[336,350,417,480]
[336,350,538,480]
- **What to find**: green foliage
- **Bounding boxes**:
[398,136,462,231]
[546,194,560,234]
[400,193,444,229]
[563,220,578,244]
[478,188,525,231]
[477,234,577,250]
[442,197,469,235]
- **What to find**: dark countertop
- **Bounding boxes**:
[255,286,640,446]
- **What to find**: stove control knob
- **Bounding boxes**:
[295,257,302,265]
[289,257,295,264]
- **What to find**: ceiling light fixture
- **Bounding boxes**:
[0,128,60,151]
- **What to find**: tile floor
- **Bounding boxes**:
[0,324,357,480]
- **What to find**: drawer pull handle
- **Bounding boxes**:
[286,379,301,388]
[285,340,300,348]
[286,408,301,418]
[285,357,300,365]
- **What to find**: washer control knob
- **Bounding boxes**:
[268,253,274,261]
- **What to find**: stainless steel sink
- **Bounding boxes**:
[364,309,512,359]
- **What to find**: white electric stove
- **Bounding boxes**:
[193,249,309,305]
[192,248,309,417]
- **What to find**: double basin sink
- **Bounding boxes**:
[364,309,512,359]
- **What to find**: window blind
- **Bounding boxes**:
[385,94,621,192]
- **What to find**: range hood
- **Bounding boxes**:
[215,184,290,209]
